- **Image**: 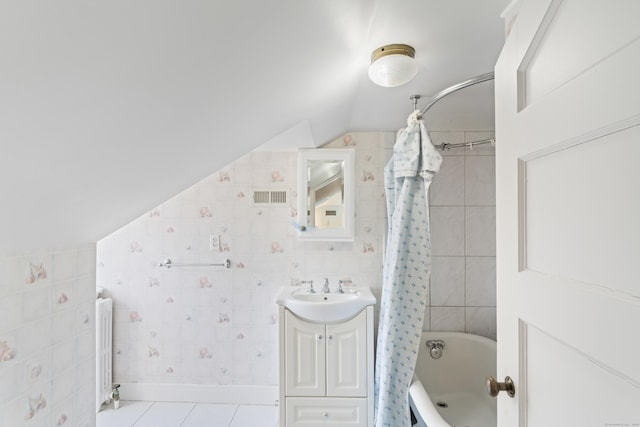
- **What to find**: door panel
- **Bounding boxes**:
[524,123,640,294]
[495,0,640,424]
[519,0,640,108]
[522,323,640,425]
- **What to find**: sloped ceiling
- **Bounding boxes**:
[0,0,509,252]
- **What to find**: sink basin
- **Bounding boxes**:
[276,286,376,322]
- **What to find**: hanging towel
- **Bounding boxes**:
[374,111,442,427]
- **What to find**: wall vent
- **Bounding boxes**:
[252,188,290,206]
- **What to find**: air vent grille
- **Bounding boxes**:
[252,188,290,206]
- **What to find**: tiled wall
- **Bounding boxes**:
[96,130,495,388]
[427,131,496,339]
[0,247,97,427]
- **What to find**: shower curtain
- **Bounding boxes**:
[374,111,442,427]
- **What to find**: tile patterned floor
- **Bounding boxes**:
[97,401,279,427]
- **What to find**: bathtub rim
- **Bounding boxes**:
[409,331,497,427]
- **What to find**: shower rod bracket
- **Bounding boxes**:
[409,94,422,112]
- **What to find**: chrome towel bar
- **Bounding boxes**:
[159,258,231,269]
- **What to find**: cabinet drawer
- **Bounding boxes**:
[286,397,367,426]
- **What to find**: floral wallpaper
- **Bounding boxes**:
[0,247,97,427]
[97,132,390,387]
[96,129,496,388]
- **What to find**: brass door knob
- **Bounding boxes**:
[486,376,515,398]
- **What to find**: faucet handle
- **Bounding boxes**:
[337,280,344,294]
[300,280,315,293]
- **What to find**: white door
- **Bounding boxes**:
[285,311,326,396]
[495,0,640,425]
[326,310,367,397]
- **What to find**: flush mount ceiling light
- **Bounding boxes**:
[368,44,418,88]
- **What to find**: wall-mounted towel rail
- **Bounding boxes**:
[436,138,495,151]
[159,258,231,269]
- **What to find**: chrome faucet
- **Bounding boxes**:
[301,280,315,293]
[336,280,344,294]
[321,278,330,293]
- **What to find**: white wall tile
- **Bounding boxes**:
[50,369,75,407]
[51,310,77,345]
[22,351,49,392]
[51,339,76,377]
[0,397,23,426]
[465,156,496,206]
[430,207,465,256]
[466,307,497,340]
[22,287,51,322]
[466,207,496,256]
[430,307,465,332]
[22,318,51,359]
[0,293,21,333]
[52,397,75,427]
[430,156,465,206]
[0,365,21,405]
[1,247,96,427]
[430,257,465,306]
[466,257,496,307]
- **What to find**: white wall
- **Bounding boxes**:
[0,247,97,427]
[96,130,496,389]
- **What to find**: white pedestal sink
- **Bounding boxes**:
[276,286,376,323]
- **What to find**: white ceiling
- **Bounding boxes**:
[0,0,510,252]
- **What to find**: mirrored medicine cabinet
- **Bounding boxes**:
[297,149,355,241]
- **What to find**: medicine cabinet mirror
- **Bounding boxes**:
[297,149,355,241]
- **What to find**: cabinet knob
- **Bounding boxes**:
[318,334,323,340]
[324,412,329,418]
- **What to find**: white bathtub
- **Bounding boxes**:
[409,332,496,427]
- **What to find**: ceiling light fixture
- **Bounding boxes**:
[368,44,418,88]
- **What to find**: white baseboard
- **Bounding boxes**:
[117,383,279,406]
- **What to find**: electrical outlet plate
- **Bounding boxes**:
[209,234,220,251]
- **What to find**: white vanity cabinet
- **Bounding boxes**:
[279,306,374,427]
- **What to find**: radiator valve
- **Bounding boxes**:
[111,384,121,410]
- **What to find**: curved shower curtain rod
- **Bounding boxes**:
[411,71,496,150]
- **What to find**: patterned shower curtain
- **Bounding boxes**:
[374,111,442,427]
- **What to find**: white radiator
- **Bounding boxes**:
[96,297,113,412]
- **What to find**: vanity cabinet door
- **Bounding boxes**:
[326,310,367,397]
[285,311,326,396]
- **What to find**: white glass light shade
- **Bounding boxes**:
[368,44,418,88]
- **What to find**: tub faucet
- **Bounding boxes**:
[321,278,330,293]
[426,339,445,359]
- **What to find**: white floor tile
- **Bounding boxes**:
[182,404,238,427]
[229,405,278,427]
[97,401,154,427]
[132,402,195,427]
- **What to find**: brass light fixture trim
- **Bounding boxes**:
[370,44,416,63]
